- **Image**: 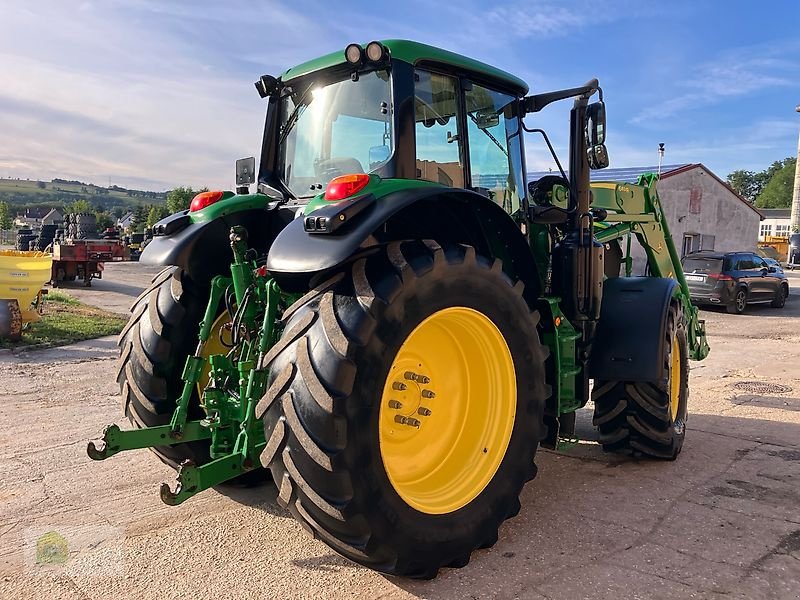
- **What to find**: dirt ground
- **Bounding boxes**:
[1,263,799,599]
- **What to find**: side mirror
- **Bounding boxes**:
[587,144,609,170]
[235,157,256,193]
[368,145,391,169]
[254,74,279,99]
[586,101,606,145]
[476,112,500,129]
[768,266,777,273]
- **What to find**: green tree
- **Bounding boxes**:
[146,205,169,228]
[756,157,797,208]
[95,211,113,230]
[726,170,759,203]
[166,186,195,213]
[131,205,148,233]
[0,200,12,230]
[67,199,92,213]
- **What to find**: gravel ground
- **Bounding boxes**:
[0,265,799,599]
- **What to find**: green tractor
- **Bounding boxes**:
[89,40,709,578]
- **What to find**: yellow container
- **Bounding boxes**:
[0,250,53,323]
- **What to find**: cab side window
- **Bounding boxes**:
[414,70,464,187]
[464,83,524,215]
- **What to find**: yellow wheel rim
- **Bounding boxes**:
[378,307,517,515]
[669,333,681,421]
[197,313,232,393]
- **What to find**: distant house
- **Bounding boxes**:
[117,212,134,230]
[529,162,763,273]
[14,207,56,227]
[42,208,63,226]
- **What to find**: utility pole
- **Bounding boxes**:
[658,143,665,176]
[791,104,800,232]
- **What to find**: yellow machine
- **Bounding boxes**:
[758,236,789,263]
[0,250,53,323]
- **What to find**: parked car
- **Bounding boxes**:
[681,251,789,314]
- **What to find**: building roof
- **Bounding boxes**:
[760,208,791,219]
[527,164,689,184]
[661,163,763,218]
[42,208,62,221]
[23,207,51,219]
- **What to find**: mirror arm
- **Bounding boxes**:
[523,79,599,114]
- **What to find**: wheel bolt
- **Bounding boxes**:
[421,389,435,399]
[404,371,430,384]
[392,382,407,391]
[394,415,420,428]
[417,407,431,416]
[388,400,402,409]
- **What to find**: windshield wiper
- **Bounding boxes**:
[467,112,507,156]
[279,85,315,145]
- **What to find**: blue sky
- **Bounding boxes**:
[1,0,798,191]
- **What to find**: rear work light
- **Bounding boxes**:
[324,174,370,201]
[190,190,224,212]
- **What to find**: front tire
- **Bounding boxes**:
[771,284,788,308]
[257,241,549,578]
[592,302,689,459]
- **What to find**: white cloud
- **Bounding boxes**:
[630,41,800,124]
[0,1,344,190]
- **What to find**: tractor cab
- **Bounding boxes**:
[253,40,531,218]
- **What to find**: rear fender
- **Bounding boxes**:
[266,187,541,299]
[141,204,297,284]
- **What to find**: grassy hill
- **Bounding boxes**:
[0,177,167,216]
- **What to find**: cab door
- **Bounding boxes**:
[413,70,465,188]
[462,82,525,218]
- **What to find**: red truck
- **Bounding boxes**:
[51,239,127,287]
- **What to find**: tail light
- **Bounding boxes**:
[325,174,370,201]
[706,273,733,281]
[190,190,224,212]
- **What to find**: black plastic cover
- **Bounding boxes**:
[587,276,677,382]
[152,211,190,237]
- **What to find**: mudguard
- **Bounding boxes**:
[587,276,678,382]
[141,203,296,284]
[266,187,540,296]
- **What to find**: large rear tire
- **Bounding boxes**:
[257,241,549,578]
[592,302,689,459]
[117,267,211,468]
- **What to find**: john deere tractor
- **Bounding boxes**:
[89,40,709,578]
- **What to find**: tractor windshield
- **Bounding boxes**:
[279,69,393,198]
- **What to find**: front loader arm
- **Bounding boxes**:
[591,173,709,360]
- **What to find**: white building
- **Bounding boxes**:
[529,163,764,273]
[759,208,791,240]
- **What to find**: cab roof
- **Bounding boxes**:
[280,39,529,95]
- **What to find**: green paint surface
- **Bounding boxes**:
[281,39,529,94]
